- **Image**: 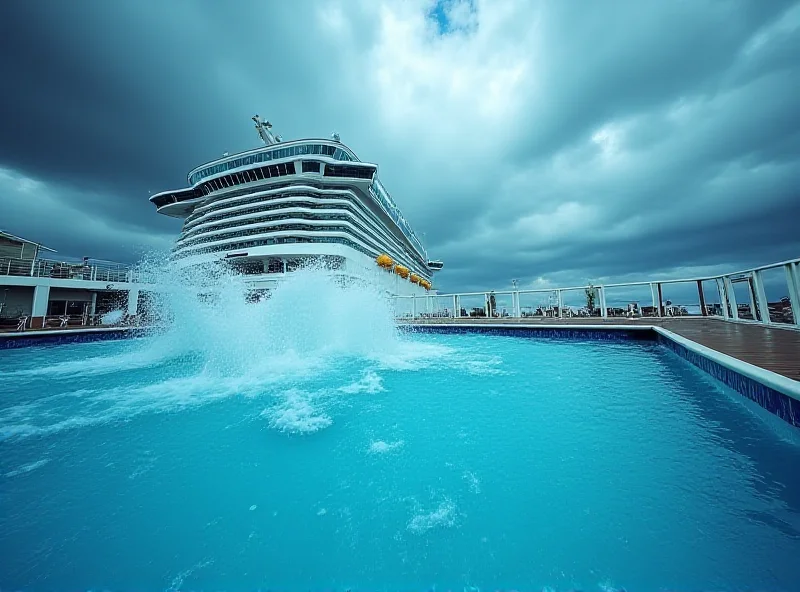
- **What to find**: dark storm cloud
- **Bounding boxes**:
[0,0,798,293]
[0,0,377,260]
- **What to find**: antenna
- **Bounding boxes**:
[252,114,279,146]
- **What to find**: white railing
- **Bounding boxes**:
[1,313,149,332]
[0,257,137,283]
[392,256,800,329]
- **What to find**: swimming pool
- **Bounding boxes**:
[2,327,799,591]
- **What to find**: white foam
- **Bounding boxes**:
[463,470,481,494]
[0,340,174,379]
[368,439,405,454]
[339,370,385,394]
[375,341,455,371]
[263,389,332,435]
[101,309,125,325]
[407,498,458,534]
[166,558,213,592]
[4,458,50,478]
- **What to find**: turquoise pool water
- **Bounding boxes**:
[2,329,799,591]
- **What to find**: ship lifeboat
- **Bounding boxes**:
[421,280,431,290]
[410,273,421,285]
[394,265,409,279]
[376,253,393,269]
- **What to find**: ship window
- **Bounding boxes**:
[324,165,373,179]
[302,161,321,173]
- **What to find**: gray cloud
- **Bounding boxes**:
[0,0,798,294]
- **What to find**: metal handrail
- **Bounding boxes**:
[391,256,800,328]
[0,257,137,283]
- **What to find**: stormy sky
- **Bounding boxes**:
[1,0,798,294]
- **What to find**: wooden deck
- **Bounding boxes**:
[403,317,800,382]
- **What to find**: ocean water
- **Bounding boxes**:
[1,268,800,591]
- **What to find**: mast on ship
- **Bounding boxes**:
[252,115,281,146]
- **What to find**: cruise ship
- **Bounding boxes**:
[149,117,442,296]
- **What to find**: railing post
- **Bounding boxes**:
[697,280,707,316]
[784,263,800,326]
[752,270,771,325]
[746,275,759,320]
[649,283,659,317]
[715,278,729,319]
[557,289,563,319]
[29,259,35,276]
[453,295,458,318]
[723,276,738,320]
[599,286,607,318]
[412,295,416,319]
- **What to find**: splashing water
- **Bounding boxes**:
[0,256,416,441]
[100,309,125,325]
[136,255,403,376]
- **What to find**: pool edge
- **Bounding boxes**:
[653,327,800,402]
[0,327,136,349]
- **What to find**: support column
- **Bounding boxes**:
[90,292,98,316]
[30,284,50,329]
[453,295,458,318]
[127,289,140,316]
[412,295,416,319]
[484,293,489,318]
[656,283,664,317]
[557,290,563,319]
[723,276,738,320]
[697,280,707,316]
[752,270,770,325]
[599,286,607,318]
[715,278,729,319]
[747,276,759,320]
[514,291,521,318]
[785,263,800,326]
[649,283,659,317]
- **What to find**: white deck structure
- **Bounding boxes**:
[1,230,146,330]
